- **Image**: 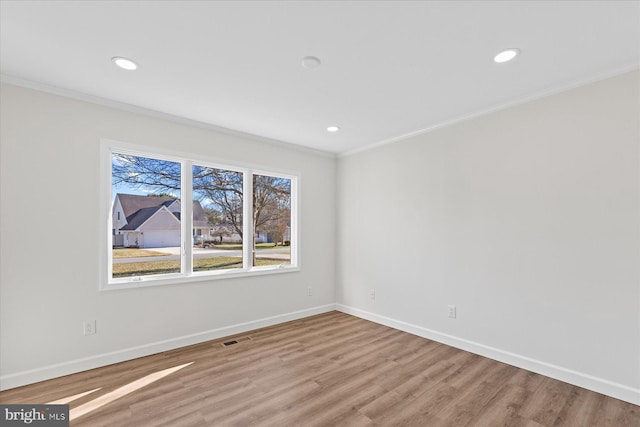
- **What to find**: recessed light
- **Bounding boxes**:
[111,57,138,71]
[327,126,340,132]
[494,48,520,63]
[302,56,322,69]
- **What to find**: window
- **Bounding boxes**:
[101,140,299,290]
[192,164,244,272]
[110,152,182,279]
[253,174,292,267]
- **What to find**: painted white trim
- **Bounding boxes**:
[0,74,336,159]
[0,304,336,391]
[182,162,193,275]
[243,170,254,270]
[102,265,301,291]
[340,65,640,157]
[101,139,301,290]
[336,304,640,406]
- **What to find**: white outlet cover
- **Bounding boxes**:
[448,305,456,318]
[84,320,96,335]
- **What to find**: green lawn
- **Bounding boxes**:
[113,248,171,258]
[210,243,285,250]
[112,257,285,278]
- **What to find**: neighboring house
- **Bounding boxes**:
[191,201,224,244]
[112,194,212,248]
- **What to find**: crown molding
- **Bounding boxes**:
[340,64,639,158]
[0,74,337,159]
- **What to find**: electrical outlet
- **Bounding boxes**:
[370,289,376,300]
[448,305,456,319]
[83,320,96,335]
[307,286,312,296]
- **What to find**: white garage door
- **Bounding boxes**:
[143,231,181,248]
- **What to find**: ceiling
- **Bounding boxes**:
[1,1,639,155]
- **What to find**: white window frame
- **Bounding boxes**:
[99,139,300,291]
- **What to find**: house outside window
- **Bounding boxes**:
[102,139,299,289]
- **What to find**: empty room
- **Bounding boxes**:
[0,1,638,426]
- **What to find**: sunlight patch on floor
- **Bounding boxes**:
[47,387,102,404]
[69,362,193,421]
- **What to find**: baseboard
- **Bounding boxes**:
[336,304,640,406]
[0,304,336,391]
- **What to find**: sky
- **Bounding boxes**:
[111,153,181,204]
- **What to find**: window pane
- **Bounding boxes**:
[253,174,291,267]
[111,152,182,278]
[192,165,243,271]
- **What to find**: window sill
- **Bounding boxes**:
[101,265,300,291]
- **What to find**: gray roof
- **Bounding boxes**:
[117,193,176,218]
[115,194,211,230]
[120,206,173,230]
[192,200,210,227]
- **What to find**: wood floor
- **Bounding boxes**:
[1,311,638,426]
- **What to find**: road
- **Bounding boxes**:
[113,246,291,264]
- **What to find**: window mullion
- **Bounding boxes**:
[290,177,298,267]
[105,146,114,283]
[243,170,254,270]
[104,138,297,290]
[183,159,193,275]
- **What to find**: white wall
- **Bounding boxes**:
[2,71,639,405]
[337,71,640,404]
[0,83,336,389]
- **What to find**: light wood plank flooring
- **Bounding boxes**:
[1,311,638,426]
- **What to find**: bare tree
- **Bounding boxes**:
[253,174,290,240]
[112,154,181,191]
[265,207,291,246]
[112,153,291,264]
[193,166,244,239]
